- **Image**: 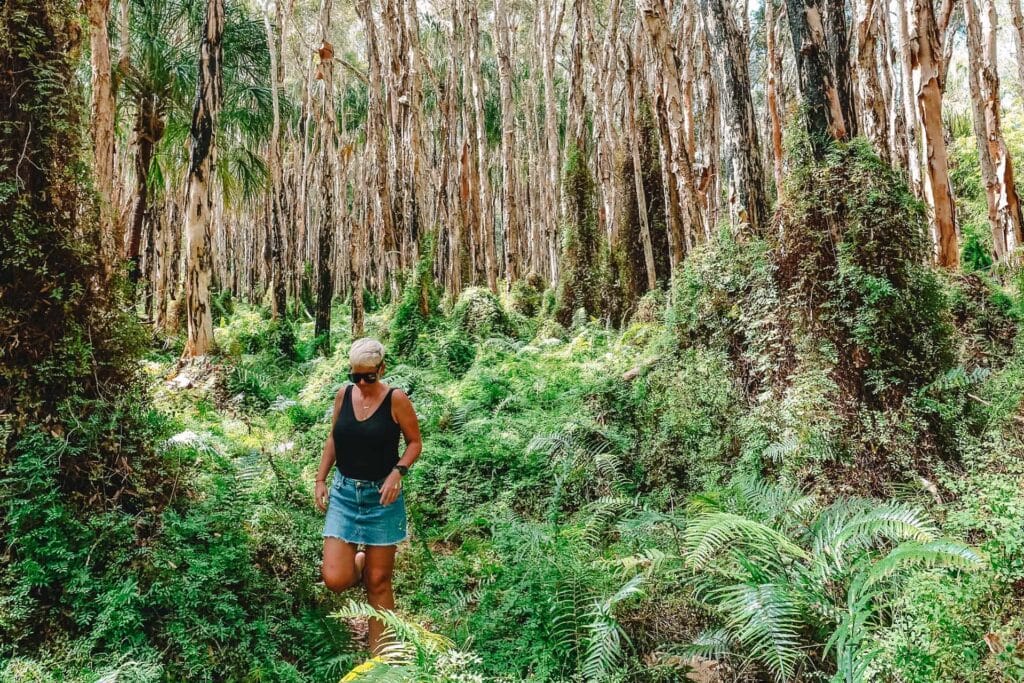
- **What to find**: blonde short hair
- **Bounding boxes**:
[349,337,385,368]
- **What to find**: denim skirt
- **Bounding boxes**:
[322,469,408,546]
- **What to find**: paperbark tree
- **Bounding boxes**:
[824,0,857,136]
[785,0,849,153]
[638,0,702,264]
[897,0,923,193]
[910,0,958,268]
[314,0,337,352]
[183,0,225,357]
[494,0,522,284]
[263,4,288,319]
[697,0,769,234]
[87,0,119,276]
[965,0,1024,260]
[856,0,890,162]
[1011,0,1024,92]
[766,0,785,197]
[464,0,497,291]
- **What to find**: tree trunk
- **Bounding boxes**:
[856,0,890,162]
[183,0,225,357]
[638,0,702,265]
[697,0,769,234]
[910,0,958,268]
[495,0,523,285]
[87,0,119,278]
[465,0,497,291]
[541,0,565,283]
[785,0,849,153]
[824,0,857,136]
[1011,0,1024,94]
[625,47,658,290]
[766,0,785,198]
[314,0,336,352]
[126,97,164,287]
[898,0,923,194]
[264,8,288,318]
[966,0,1024,260]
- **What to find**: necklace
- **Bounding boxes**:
[357,387,377,413]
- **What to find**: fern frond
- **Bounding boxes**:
[671,627,735,661]
[683,512,810,570]
[331,598,454,667]
[851,540,983,600]
[711,582,806,682]
[811,500,936,567]
[762,434,800,464]
[594,548,677,576]
[732,475,817,526]
[580,574,644,681]
[575,495,632,547]
[592,451,630,495]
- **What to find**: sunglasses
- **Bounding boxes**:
[348,364,382,384]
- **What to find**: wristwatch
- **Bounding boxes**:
[393,464,409,477]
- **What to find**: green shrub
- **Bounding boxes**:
[508,272,544,317]
[451,286,511,340]
[390,235,440,360]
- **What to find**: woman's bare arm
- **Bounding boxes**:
[392,389,422,469]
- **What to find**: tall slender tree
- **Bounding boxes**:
[910,0,958,268]
[784,0,849,153]
[88,0,120,275]
[697,0,769,234]
[314,0,337,352]
[965,0,1024,260]
[183,0,225,356]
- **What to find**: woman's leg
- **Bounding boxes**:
[322,537,360,592]
[362,544,398,655]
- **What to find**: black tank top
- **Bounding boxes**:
[333,385,401,481]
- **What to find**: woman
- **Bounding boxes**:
[314,337,422,656]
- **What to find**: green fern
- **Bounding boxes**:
[711,581,805,681]
[683,512,810,569]
[581,573,644,681]
[679,478,983,681]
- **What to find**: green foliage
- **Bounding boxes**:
[776,137,955,409]
[451,287,512,340]
[612,96,670,325]
[390,235,441,360]
[299,261,316,316]
[554,144,606,326]
[681,478,983,681]
[0,0,148,422]
[626,349,741,493]
[211,287,234,322]
[508,272,544,318]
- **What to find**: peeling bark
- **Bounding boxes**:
[183,0,224,357]
[910,0,958,268]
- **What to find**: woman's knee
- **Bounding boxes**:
[322,564,358,592]
[363,566,392,594]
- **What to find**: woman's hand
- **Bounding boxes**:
[315,480,328,512]
[378,470,403,506]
